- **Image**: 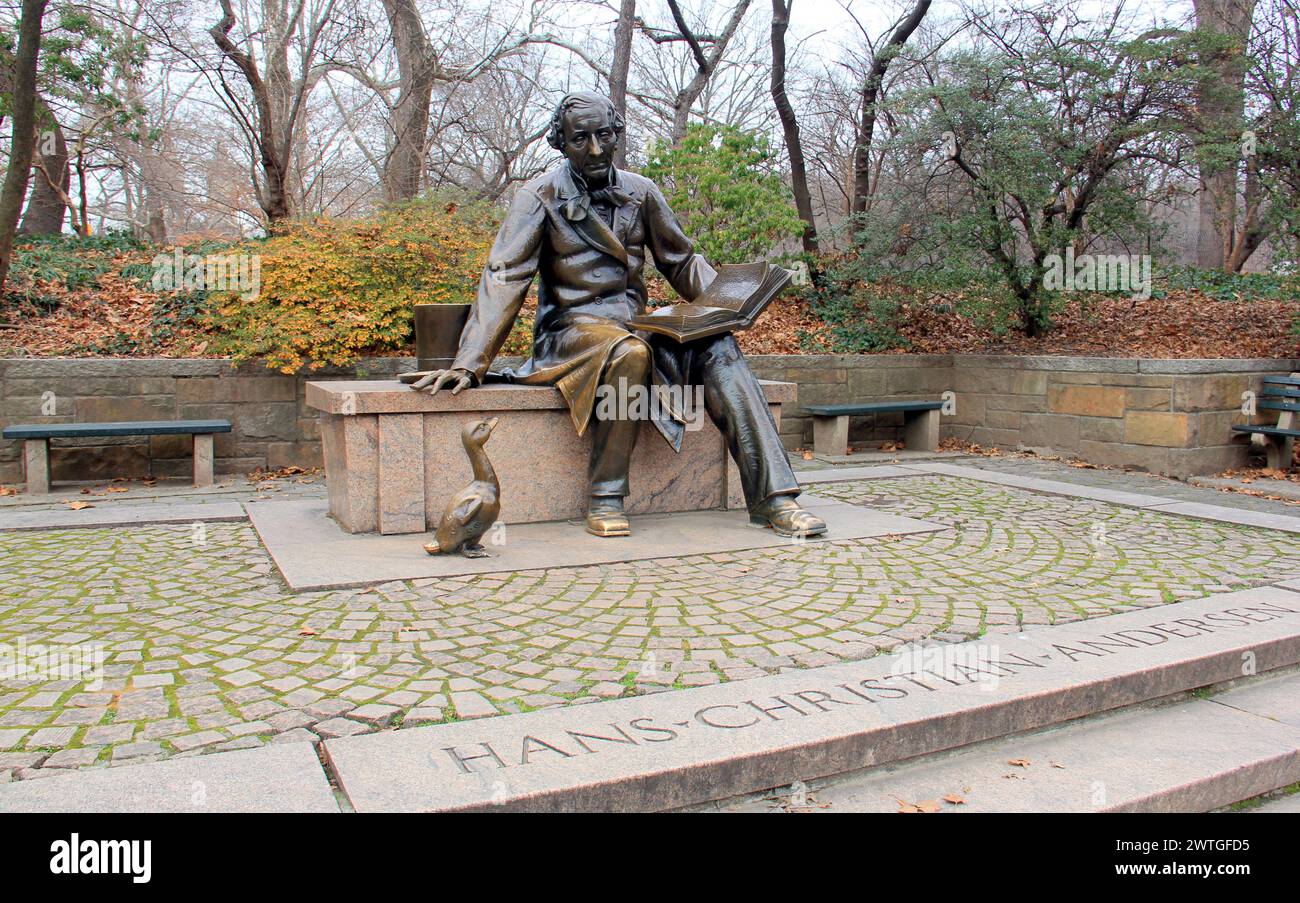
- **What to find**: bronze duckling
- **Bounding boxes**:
[424,417,500,558]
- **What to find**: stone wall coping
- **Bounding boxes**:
[306,378,796,415]
[4,354,1298,377]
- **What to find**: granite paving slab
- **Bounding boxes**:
[709,677,1300,813]
[1142,501,1300,534]
[322,587,1300,812]
[0,500,247,532]
[247,495,946,590]
[0,742,337,812]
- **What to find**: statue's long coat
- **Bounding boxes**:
[451,163,714,450]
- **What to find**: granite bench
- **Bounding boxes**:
[1,419,232,493]
[306,379,795,535]
[806,400,943,456]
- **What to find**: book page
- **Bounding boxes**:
[695,263,768,310]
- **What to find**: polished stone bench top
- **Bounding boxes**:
[306,378,795,416]
[2,419,232,439]
[805,400,943,416]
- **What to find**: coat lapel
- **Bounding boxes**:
[556,165,630,266]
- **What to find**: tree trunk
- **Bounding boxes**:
[769,0,817,253]
[610,0,636,168]
[667,0,752,144]
[382,0,437,201]
[851,0,930,214]
[1192,0,1257,269]
[0,0,51,295]
[19,98,69,236]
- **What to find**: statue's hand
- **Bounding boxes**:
[403,368,474,395]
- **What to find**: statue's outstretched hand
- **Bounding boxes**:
[402,368,474,395]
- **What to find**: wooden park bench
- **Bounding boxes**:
[1232,373,1300,471]
[1,419,232,494]
[806,400,943,457]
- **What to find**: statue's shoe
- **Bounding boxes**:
[586,499,631,537]
[749,496,827,538]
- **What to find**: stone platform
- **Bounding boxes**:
[246,494,944,590]
[306,379,795,535]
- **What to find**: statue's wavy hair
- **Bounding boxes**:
[546,92,625,151]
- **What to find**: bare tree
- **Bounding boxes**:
[1192,0,1258,269]
[769,0,816,252]
[610,0,636,167]
[18,96,69,235]
[664,0,752,142]
[0,0,51,294]
[207,0,346,223]
[851,0,931,214]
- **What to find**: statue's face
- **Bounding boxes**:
[561,105,618,184]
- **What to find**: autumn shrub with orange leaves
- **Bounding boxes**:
[205,195,501,373]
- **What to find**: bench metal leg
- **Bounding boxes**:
[903,408,940,452]
[193,434,215,487]
[23,439,50,494]
[812,415,849,457]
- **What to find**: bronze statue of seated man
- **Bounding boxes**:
[403,91,826,540]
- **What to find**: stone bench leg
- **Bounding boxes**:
[812,415,849,457]
[903,408,940,452]
[24,439,50,494]
[1264,435,1294,471]
[193,434,215,487]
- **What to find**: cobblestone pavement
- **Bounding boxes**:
[2,470,1299,782]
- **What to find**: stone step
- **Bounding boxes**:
[323,585,1300,812]
[701,669,1300,813]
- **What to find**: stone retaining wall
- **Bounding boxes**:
[747,354,1300,477]
[2,354,1297,485]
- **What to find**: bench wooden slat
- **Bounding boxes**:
[1261,386,1300,399]
[1262,376,1300,387]
[805,401,944,416]
[1259,400,1300,414]
[2,419,232,440]
[1232,424,1300,439]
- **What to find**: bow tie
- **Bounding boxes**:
[562,185,633,222]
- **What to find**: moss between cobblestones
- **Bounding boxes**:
[3,475,1300,777]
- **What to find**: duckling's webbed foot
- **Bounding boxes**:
[461,543,489,558]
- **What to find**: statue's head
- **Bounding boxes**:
[547,92,624,185]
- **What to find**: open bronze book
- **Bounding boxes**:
[629,262,793,343]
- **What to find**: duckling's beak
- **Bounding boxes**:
[486,417,499,436]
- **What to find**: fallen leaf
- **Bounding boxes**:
[801,450,814,460]
[1007,758,1031,767]
[915,799,942,812]
[943,794,966,805]
[0,486,17,496]
[105,486,129,493]
[65,500,94,510]
[297,626,318,636]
